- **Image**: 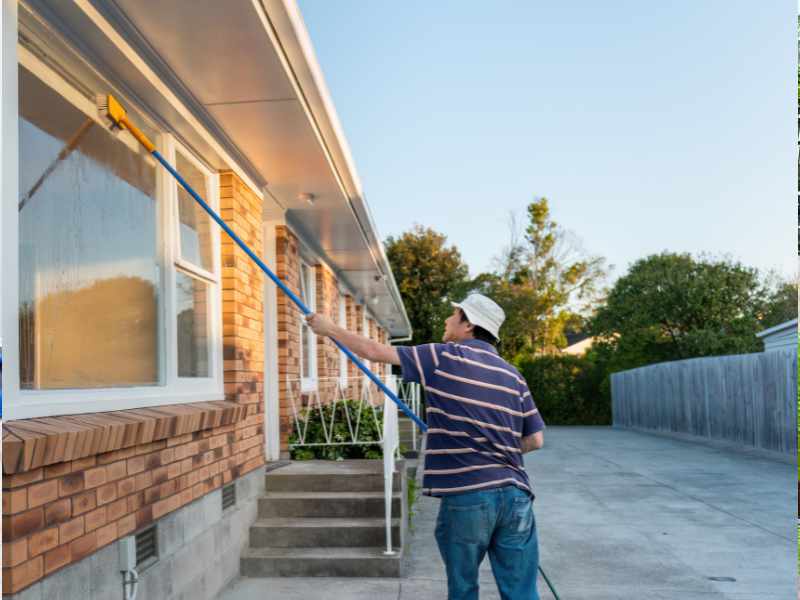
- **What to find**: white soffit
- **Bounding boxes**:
[49,0,412,337]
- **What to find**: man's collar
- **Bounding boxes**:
[459,338,499,355]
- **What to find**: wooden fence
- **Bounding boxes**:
[611,349,797,455]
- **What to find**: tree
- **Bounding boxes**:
[474,198,608,360]
[761,277,798,329]
[385,225,469,345]
[590,252,775,369]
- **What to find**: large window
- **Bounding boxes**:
[299,261,317,390]
[18,64,161,390]
[4,36,223,419]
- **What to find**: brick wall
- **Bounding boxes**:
[315,265,340,381]
[275,225,301,451]
[1,171,267,595]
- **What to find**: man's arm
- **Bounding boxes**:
[306,313,400,365]
[521,431,544,453]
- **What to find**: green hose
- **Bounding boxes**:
[539,565,562,600]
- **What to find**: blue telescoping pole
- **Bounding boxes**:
[152,151,427,433]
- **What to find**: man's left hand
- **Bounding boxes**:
[306,313,336,336]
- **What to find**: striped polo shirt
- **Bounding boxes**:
[396,339,545,498]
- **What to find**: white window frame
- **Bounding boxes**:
[299,260,317,392]
[165,137,223,391]
[338,293,348,387]
[1,26,224,420]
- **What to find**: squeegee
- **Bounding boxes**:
[98,94,427,433]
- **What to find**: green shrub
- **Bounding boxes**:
[289,398,384,460]
[514,353,611,425]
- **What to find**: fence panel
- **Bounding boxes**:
[611,350,797,455]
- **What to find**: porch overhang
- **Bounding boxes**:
[26,0,411,338]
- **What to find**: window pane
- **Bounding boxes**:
[176,271,210,377]
[176,153,213,273]
[301,325,311,380]
[18,66,161,389]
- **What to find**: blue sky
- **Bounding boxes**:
[298,1,796,283]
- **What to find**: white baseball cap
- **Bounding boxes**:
[451,293,505,340]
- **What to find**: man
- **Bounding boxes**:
[306,293,545,600]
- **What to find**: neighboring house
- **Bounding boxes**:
[0,1,411,597]
[561,331,595,356]
[756,319,798,353]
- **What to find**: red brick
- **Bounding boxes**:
[28,526,58,558]
[70,456,97,471]
[2,469,43,490]
[127,492,144,513]
[71,490,97,516]
[127,455,146,475]
[5,507,44,541]
[2,538,28,568]
[84,466,107,490]
[58,516,84,545]
[167,461,182,480]
[144,452,162,471]
[96,521,118,549]
[152,465,169,485]
[43,462,71,479]
[116,476,136,497]
[44,544,70,575]
[97,482,118,506]
[107,460,127,482]
[59,473,85,497]
[160,447,175,465]
[84,506,108,533]
[69,531,97,562]
[44,499,71,527]
[134,471,152,492]
[106,498,128,522]
[116,514,136,537]
[135,505,153,529]
[97,446,136,465]
[3,555,43,594]
[2,488,28,515]
[27,479,58,509]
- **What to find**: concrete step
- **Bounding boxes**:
[265,470,399,493]
[258,491,402,519]
[249,517,401,548]
[241,546,402,577]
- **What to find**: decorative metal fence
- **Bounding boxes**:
[284,374,421,554]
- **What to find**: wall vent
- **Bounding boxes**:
[135,525,158,570]
[222,483,236,510]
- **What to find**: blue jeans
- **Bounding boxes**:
[434,485,539,600]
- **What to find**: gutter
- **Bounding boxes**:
[259,0,413,339]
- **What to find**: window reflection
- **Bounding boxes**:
[176,152,213,273]
[176,271,210,378]
[18,65,161,389]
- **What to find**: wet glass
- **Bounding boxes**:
[176,271,210,378]
[18,65,161,389]
[176,152,213,273]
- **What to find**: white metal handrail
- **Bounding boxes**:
[285,374,421,554]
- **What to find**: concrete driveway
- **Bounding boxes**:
[219,426,796,599]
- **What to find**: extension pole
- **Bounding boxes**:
[150,151,428,433]
[538,565,561,600]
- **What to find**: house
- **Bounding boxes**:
[0,0,412,597]
[756,318,798,353]
[561,331,595,356]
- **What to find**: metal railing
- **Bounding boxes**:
[286,375,421,554]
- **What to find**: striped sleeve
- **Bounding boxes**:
[396,344,442,387]
[520,380,545,436]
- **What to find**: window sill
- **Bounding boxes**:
[2,400,244,475]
